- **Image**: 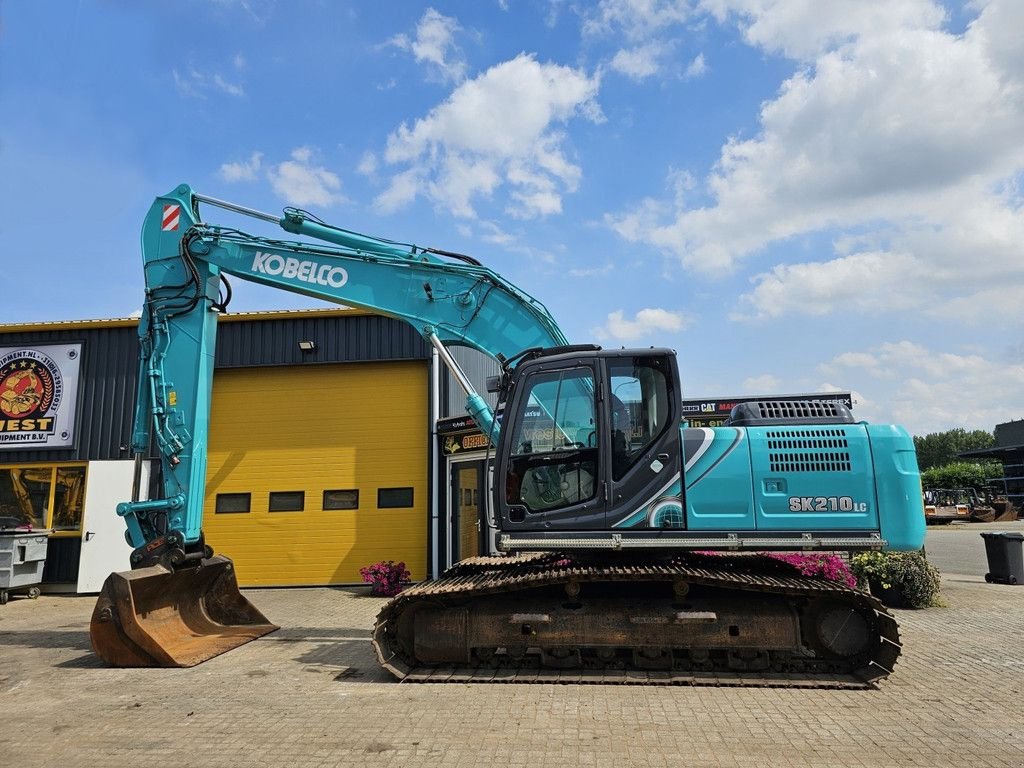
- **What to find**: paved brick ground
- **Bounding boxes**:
[1,574,1022,768]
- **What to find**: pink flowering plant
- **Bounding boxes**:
[766,552,858,588]
[359,560,411,597]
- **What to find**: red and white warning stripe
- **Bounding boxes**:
[162,204,181,231]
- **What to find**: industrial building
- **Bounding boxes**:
[961,418,1024,510]
[0,309,467,592]
[0,308,856,592]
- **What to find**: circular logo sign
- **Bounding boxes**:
[0,353,60,420]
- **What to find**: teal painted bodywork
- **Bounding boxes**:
[122,184,925,555]
[121,185,565,548]
[606,423,929,548]
[612,424,925,551]
[865,424,926,551]
[685,428,756,529]
[611,475,684,528]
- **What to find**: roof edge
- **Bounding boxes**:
[0,307,376,333]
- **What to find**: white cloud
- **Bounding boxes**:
[698,0,946,60]
[609,43,669,80]
[468,220,559,262]
[741,373,781,393]
[818,340,1024,434]
[389,8,467,84]
[568,263,614,277]
[267,147,346,207]
[592,307,691,341]
[477,220,515,246]
[684,52,707,78]
[607,0,1024,322]
[357,152,378,176]
[583,0,693,42]
[375,53,602,218]
[212,75,244,97]
[173,64,246,99]
[374,169,421,213]
[585,2,700,81]
[219,152,263,183]
[733,189,1024,321]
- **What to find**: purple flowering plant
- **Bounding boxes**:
[766,552,858,589]
[359,560,411,597]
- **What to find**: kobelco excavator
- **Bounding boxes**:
[91,184,925,686]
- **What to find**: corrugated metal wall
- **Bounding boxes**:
[441,344,500,418]
[0,326,138,463]
[996,420,1024,447]
[216,314,428,368]
[0,313,430,463]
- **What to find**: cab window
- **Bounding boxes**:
[608,359,671,481]
[506,368,597,513]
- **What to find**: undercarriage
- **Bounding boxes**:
[372,552,901,688]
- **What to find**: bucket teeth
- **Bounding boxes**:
[90,555,278,667]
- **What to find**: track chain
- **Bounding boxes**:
[372,552,901,689]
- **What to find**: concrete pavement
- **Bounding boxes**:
[924,519,1024,577]
[1,568,1023,768]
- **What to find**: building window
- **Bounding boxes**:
[215,493,251,514]
[0,464,87,535]
[323,489,359,510]
[52,466,86,532]
[269,491,305,512]
[378,487,414,508]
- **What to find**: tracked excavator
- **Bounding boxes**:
[91,184,926,686]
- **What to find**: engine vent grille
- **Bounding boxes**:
[755,401,846,420]
[767,428,852,472]
[725,399,855,426]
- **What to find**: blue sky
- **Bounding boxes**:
[1,0,1022,435]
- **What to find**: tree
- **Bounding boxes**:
[913,428,995,471]
[920,460,1004,491]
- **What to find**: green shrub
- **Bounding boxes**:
[850,551,941,609]
[920,460,1003,491]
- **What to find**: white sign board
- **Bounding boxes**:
[0,343,83,449]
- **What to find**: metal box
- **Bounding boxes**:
[0,530,51,604]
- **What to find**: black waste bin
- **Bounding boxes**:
[980,531,1024,585]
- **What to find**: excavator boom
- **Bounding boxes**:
[92,184,566,667]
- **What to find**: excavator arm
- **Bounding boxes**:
[91,184,567,667]
[126,184,566,550]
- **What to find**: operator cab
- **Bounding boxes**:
[494,347,682,537]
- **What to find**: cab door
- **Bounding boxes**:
[603,353,684,529]
[498,359,607,530]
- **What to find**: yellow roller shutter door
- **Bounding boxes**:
[202,361,427,586]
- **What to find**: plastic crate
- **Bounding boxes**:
[0,529,51,605]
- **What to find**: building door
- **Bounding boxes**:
[77,461,147,593]
[202,362,428,586]
[450,459,484,563]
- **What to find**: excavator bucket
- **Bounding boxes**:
[90,555,278,667]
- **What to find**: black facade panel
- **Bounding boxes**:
[1,313,429,463]
[0,326,139,463]
[214,314,428,368]
[996,420,1024,448]
[42,537,82,583]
